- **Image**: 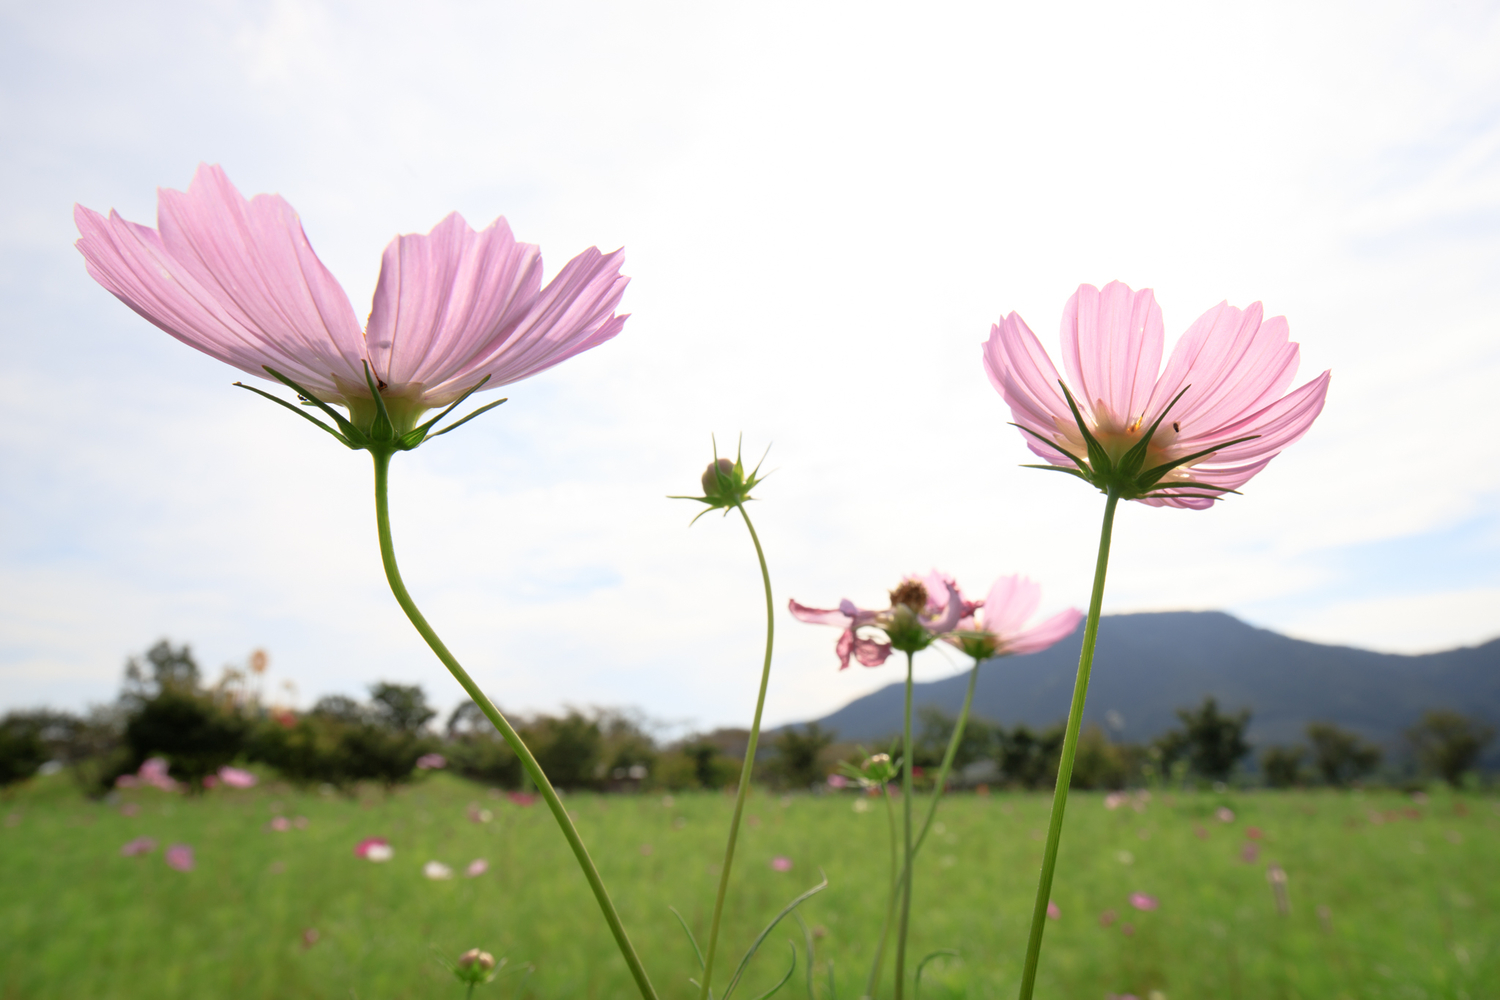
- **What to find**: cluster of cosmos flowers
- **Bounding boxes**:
[75,167,1328,1000]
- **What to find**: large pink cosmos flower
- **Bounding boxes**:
[983,281,1328,509]
[74,164,628,440]
[941,575,1083,661]
[789,573,965,670]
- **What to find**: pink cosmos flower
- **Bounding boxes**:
[120,836,157,857]
[165,844,195,871]
[136,757,179,792]
[74,164,628,439]
[789,572,964,670]
[1128,892,1158,911]
[770,856,794,872]
[465,858,489,878]
[506,792,537,807]
[1046,901,1061,920]
[826,774,849,789]
[940,574,1083,661]
[201,774,219,789]
[355,837,393,861]
[269,816,291,832]
[416,753,447,770]
[983,281,1329,508]
[218,766,258,788]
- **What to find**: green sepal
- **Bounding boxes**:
[1057,382,1115,480]
[233,381,357,449]
[421,397,508,443]
[260,366,366,444]
[402,375,492,447]
[1136,433,1260,488]
[1118,384,1191,479]
[671,435,771,525]
[1019,464,1088,480]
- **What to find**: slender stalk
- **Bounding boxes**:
[862,785,901,1000]
[864,656,981,997]
[698,501,777,1000]
[1016,489,1120,1000]
[371,451,658,1000]
[893,652,916,1000]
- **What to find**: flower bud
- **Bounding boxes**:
[701,457,736,496]
[458,948,497,972]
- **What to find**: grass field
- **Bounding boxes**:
[2,773,1496,1000]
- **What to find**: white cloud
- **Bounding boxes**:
[2,0,1498,725]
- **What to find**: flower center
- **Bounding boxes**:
[888,580,928,613]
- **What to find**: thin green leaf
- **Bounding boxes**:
[425,397,509,439]
[1136,434,1261,487]
[915,950,959,999]
[1019,464,1087,479]
[669,906,706,972]
[1057,382,1114,478]
[1118,384,1191,478]
[1009,423,1090,473]
[794,913,816,1000]
[261,366,362,440]
[406,374,492,444]
[722,873,830,1000]
[745,943,798,1000]
[234,382,356,448]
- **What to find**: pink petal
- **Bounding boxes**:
[1147,302,1300,436]
[74,164,367,397]
[1003,608,1084,656]
[977,575,1041,637]
[983,313,1076,466]
[852,636,893,667]
[922,579,965,634]
[1058,282,1163,431]
[442,245,628,402]
[364,213,542,396]
[788,599,852,627]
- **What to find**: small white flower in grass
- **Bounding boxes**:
[424,860,454,880]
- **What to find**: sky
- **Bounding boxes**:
[2,0,1498,733]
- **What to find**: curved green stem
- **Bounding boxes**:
[1016,489,1120,1000]
[862,785,901,999]
[698,501,776,1000]
[370,450,658,1000]
[893,652,916,1000]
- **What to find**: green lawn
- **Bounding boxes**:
[2,774,1495,999]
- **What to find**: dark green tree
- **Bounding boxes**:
[1260,744,1306,788]
[1407,710,1495,787]
[0,714,49,786]
[531,711,603,789]
[770,723,835,789]
[998,724,1065,789]
[368,682,436,732]
[1161,697,1251,782]
[1306,722,1381,786]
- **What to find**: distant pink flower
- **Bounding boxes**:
[1120,923,1136,937]
[1046,901,1061,920]
[984,281,1329,508]
[416,753,447,770]
[302,928,320,949]
[136,758,179,792]
[165,844,195,871]
[1193,825,1208,840]
[1216,807,1235,823]
[507,792,537,807]
[1240,842,1260,864]
[1098,908,1117,927]
[789,573,964,670]
[269,816,291,832]
[465,858,489,878]
[201,774,219,789]
[1128,893,1158,911]
[940,574,1083,661]
[218,766,258,788]
[120,803,140,817]
[355,837,393,861]
[770,856,794,872]
[120,836,157,857]
[114,774,140,789]
[1245,826,1263,840]
[1104,792,1126,810]
[827,774,849,789]
[75,164,629,440]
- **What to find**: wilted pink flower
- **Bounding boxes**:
[1046,901,1061,919]
[465,858,489,878]
[355,837,393,861]
[984,281,1329,508]
[269,816,291,832]
[941,574,1083,661]
[218,766,258,788]
[416,753,447,770]
[1128,893,1158,911]
[75,165,629,442]
[789,573,964,669]
[120,836,157,857]
[770,855,794,872]
[165,844,195,871]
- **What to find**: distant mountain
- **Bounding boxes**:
[797,612,1500,758]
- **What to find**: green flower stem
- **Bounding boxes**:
[1016,488,1121,1000]
[371,451,658,1000]
[697,501,776,1000]
[862,785,901,1000]
[893,651,917,1000]
[864,655,981,998]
